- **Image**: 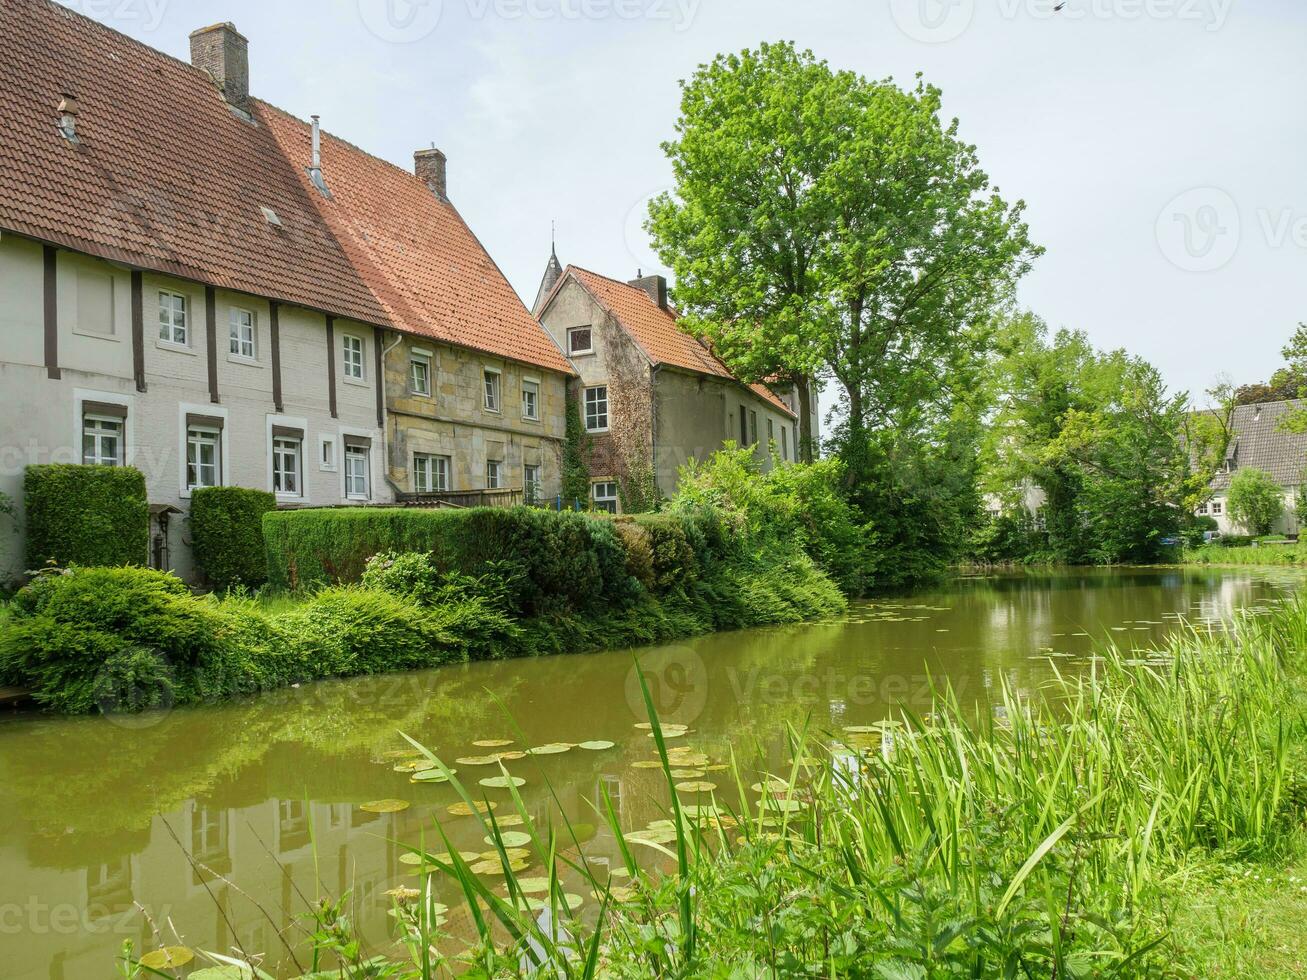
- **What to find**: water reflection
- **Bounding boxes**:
[0,567,1300,977]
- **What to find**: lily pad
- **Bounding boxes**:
[470,858,530,875]
[447,801,496,817]
[479,775,527,790]
[676,781,717,793]
[473,739,515,748]
[360,799,410,814]
[631,760,665,769]
[139,947,194,970]
[455,755,503,766]
[517,876,552,893]
[484,831,532,848]
[670,769,706,778]
[527,743,573,755]
[478,847,531,861]
[497,751,528,761]
[496,814,526,827]
[578,740,616,751]
[411,769,456,783]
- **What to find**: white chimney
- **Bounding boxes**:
[57,92,79,142]
[308,115,330,196]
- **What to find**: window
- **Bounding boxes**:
[229,308,256,360]
[780,425,789,461]
[486,459,503,490]
[191,805,228,864]
[77,270,115,337]
[585,386,609,432]
[568,327,594,355]
[1212,501,1223,516]
[273,437,302,496]
[524,463,542,504]
[791,424,799,459]
[186,426,221,490]
[414,453,449,493]
[409,354,431,396]
[159,291,188,346]
[484,370,501,412]
[522,380,540,420]
[1196,502,1209,516]
[592,481,619,515]
[345,445,370,500]
[749,410,758,446]
[83,415,123,466]
[320,436,337,472]
[343,335,365,381]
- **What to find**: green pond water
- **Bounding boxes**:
[0,566,1301,977]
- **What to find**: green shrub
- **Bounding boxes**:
[0,567,227,712]
[1227,468,1284,536]
[92,648,175,714]
[190,487,277,591]
[264,506,638,615]
[285,588,468,675]
[24,465,148,569]
[630,513,701,592]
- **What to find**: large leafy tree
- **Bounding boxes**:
[1226,468,1284,536]
[985,316,1188,564]
[648,42,1040,476]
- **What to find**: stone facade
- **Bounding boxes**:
[537,274,798,510]
[382,335,569,502]
[0,236,389,585]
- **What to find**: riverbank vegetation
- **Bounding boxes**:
[0,455,859,714]
[119,590,1307,978]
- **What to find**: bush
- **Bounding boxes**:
[1226,468,1284,536]
[264,506,638,615]
[0,567,228,712]
[190,487,277,591]
[24,465,148,569]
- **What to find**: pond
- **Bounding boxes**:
[0,566,1300,977]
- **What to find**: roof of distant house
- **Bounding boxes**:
[0,0,571,374]
[546,266,796,417]
[1212,399,1307,491]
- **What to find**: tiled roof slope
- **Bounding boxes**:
[0,0,570,374]
[1213,400,1307,491]
[565,267,795,417]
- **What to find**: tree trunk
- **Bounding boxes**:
[797,375,816,463]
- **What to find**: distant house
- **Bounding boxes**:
[534,261,798,511]
[1199,400,1307,535]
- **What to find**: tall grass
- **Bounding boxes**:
[120,598,1307,978]
[1186,542,1307,567]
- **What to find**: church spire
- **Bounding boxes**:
[532,227,564,316]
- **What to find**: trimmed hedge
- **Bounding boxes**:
[191,487,277,591]
[264,506,639,615]
[24,465,148,570]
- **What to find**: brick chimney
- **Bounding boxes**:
[630,273,668,310]
[415,148,448,200]
[190,23,249,111]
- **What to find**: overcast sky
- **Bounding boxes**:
[64,0,1307,411]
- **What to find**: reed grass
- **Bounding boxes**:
[120,597,1307,978]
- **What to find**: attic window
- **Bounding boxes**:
[260,206,283,227]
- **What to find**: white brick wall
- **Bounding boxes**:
[0,237,389,584]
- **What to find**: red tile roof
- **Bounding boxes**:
[0,0,571,374]
[561,267,795,417]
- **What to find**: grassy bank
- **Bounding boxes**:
[119,594,1307,978]
[1187,542,1307,567]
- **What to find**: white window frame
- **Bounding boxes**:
[345,445,371,501]
[1211,501,1223,516]
[158,290,189,348]
[272,437,303,498]
[186,426,222,492]
[524,463,542,503]
[342,334,366,383]
[82,415,124,467]
[568,327,594,356]
[409,353,432,396]
[319,435,337,472]
[584,386,609,433]
[483,369,502,413]
[486,458,503,490]
[592,481,619,514]
[521,378,541,421]
[413,453,436,493]
[1196,502,1209,516]
[228,307,257,361]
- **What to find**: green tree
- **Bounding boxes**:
[1226,468,1284,536]
[984,315,1188,564]
[648,42,1040,470]
[1181,379,1235,513]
